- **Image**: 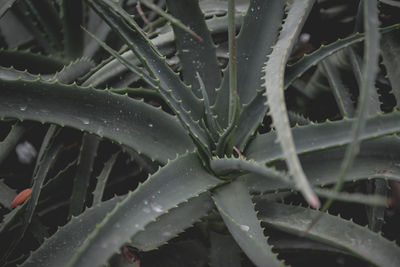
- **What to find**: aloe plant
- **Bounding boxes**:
[1,0,400,266]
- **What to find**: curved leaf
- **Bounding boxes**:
[214,0,286,128]
[0,122,27,165]
[246,111,400,163]
[67,153,221,267]
[258,202,400,267]
[212,180,283,267]
[284,24,399,88]
[166,0,221,102]
[262,0,318,208]
[0,78,193,164]
[246,136,400,193]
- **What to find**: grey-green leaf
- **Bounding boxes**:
[258,202,400,267]
[0,78,193,164]
[67,153,221,267]
[212,180,283,267]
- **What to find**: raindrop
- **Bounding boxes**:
[151,202,163,213]
[148,123,153,128]
[240,225,250,231]
[19,105,27,111]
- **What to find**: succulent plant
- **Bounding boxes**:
[1,0,400,266]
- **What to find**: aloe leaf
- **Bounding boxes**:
[0,200,27,235]
[197,73,218,141]
[212,180,283,267]
[0,78,193,164]
[82,28,158,89]
[83,7,112,58]
[246,111,400,163]
[214,0,286,128]
[92,152,119,205]
[262,0,318,208]
[66,153,221,267]
[12,2,53,54]
[41,159,77,198]
[365,179,387,232]
[0,66,40,81]
[233,91,267,151]
[87,2,210,148]
[69,134,100,218]
[0,49,65,74]
[347,48,380,114]
[129,192,214,251]
[284,24,399,88]
[258,202,400,267]
[321,58,355,117]
[210,157,289,184]
[23,0,63,52]
[21,196,122,267]
[62,0,84,59]
[166,0,221,102]
[47,58,94,84]
[319,0,381,215]
[143,0,202,41]
[0,179,16,208]
[0,0,17,19]
[22,192,213,266]
[381,30,400,109]
[88,0,204,122]
[246,136,400,193]
[0,122,27,165]
[83,14,244,88]
[2,125,61,263]
[313,188,386,206]
[209,231,242,267]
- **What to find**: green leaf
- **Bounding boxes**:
[210,157,289,184]
[87,0,210,148]
[21,196,123,267]
[129,192,214,251]
[0,78,193,164]
[233,91,267,151]
[214,0,286,128]
[0,0,17,19]
[246,111,400,163]
[262,0,318,208]
[166,0,221,102]
[2,125,61,263]
[258,202,400,267]
[82,13,244,88]
[0,179,16,208]
[88,0,204,121]
[347,47,380,114]
[321,58,355,117]
[212,180,283,267]
[69,134,100,218]
[48,58,94,84]
[0,49,66,74]
[67,153,221,267]
[284,24,399,88]
[313,188,386,206]
[92,152,119,205]
[0,122,27,165]
[246,136,400,193]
